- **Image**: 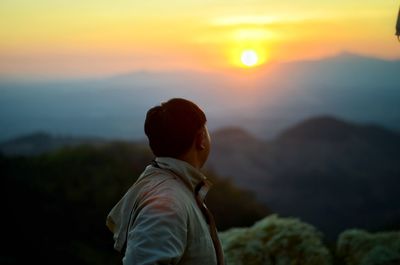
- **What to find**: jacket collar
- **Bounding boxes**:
[154,157,211,200]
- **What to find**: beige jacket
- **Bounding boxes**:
[106,157,222,265]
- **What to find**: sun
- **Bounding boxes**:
[228,46,268,68]
[241,50,258,67]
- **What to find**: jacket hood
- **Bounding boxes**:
[105,166,147,252]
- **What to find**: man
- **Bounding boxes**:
[106,98,225,265]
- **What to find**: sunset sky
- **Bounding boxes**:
[0,1,399,78]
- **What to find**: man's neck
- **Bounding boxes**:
[178,151,201,170]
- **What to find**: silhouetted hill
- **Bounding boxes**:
[208,116,400,240]
[212,127,259,146]
[0,131,108,156]
[208,127,267,185]
[278,116,400,144]
[278,116,358,141]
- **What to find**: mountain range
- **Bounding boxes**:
[0,52,399,142]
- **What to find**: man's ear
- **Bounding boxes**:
[195,129,207,150]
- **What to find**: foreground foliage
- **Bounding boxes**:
[220,214,333,265]
[337,229,400,265]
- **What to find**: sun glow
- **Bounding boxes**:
[241,50,258,67]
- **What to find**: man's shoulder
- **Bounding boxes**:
[138,167,181,188]
[135,167,192,203]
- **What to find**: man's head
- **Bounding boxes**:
[144,98,210,166]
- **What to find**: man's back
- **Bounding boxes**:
[106,157,218,265]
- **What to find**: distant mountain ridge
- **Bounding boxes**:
[0,52,399,141]
[278,116,400,143]
[253,52,400,138]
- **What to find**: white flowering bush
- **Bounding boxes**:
[337,229,400,265]
[219,214,332,265]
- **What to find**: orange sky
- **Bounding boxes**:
[0,1,399,78]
